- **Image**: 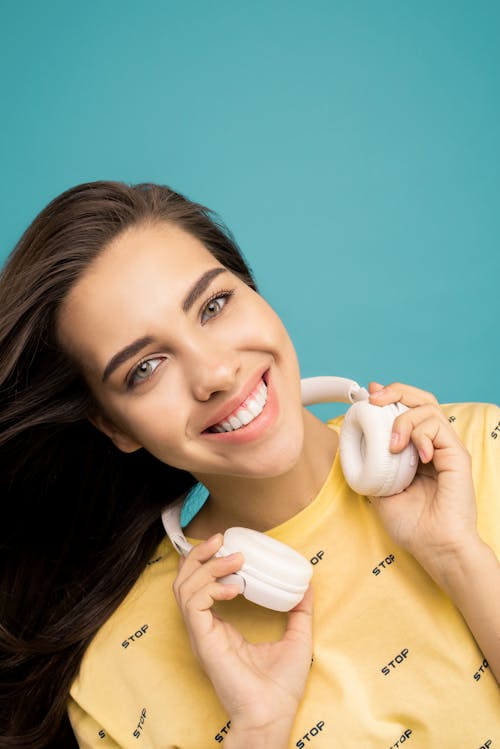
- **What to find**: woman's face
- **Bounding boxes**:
[57,221,305,480]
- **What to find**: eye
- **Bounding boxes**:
[127,357,163,389]
[200,291,233,324]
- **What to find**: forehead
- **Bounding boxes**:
[82,220,216,289]
[57,222,220,366]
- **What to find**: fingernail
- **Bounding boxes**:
[371,388,385,399]
[390,431,400,448]
[223,552,241,561]
[207,533,222,544]
[418,448,427,462]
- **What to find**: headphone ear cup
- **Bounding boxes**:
[339,401,418,497]
[220,527,312,612]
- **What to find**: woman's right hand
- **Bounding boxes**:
[172,534,313,749]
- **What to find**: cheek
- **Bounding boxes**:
[251,302,299,363]
[123,413,196,470]
[96,391,184,454]
[128,406,183,445]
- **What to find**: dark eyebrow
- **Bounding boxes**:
[182,267,227,312]
[102,336,154,383]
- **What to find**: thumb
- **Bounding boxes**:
[283,585,314,643]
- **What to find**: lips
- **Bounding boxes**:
[208,379,268,432]
[202,370,269,434]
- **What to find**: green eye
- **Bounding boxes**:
[204,298,223,318]
[128,358,163,388]
[135,361,154,379]
[201,291,233,323]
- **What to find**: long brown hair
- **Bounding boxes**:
[0,181,256,747]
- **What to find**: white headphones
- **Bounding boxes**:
[161,376,419,613]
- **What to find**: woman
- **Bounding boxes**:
[1,180,499,749]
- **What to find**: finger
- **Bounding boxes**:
[392,406,463,459]
[412,428,435,464]
[174,553,244,645]
[173,551,244,605]
[369,381,439,408]
[183,581,242,655]
[174,534,224,586]
[184,579,242,619]
[389,404,450,454]
[410,416,470,468]
[185,533,225,565]
[283,585,314,643]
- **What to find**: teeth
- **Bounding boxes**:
[254,391,265,408]
[210,379,268,432]
[235,408,253,425]
[246,398,261,417]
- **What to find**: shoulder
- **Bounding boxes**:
[439,401,500,453]
[439,402,500,491]
[68,538,205,746]
[70,536,180,696]
[441,402,500,555]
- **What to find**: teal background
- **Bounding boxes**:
[1,1,498,420]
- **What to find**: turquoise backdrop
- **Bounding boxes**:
[1,1,498,419]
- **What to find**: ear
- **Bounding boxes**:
[88,410,142,454]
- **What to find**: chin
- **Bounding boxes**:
[248,431,305,479]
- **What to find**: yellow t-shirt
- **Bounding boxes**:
[68,402,500,748]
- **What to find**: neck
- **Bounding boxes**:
[185,408,337,538]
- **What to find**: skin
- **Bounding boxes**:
[57,221,500,748]
[57,221,338,531]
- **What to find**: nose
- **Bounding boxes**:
[187,342,241,402]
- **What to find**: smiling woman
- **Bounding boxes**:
[1,181,499,749]
[56,219,307,481]
[0,182,259,746]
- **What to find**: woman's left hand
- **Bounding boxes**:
[367,381,500,686]
[367,381,479,569]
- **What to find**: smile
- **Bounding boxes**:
[207,379,268,433]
